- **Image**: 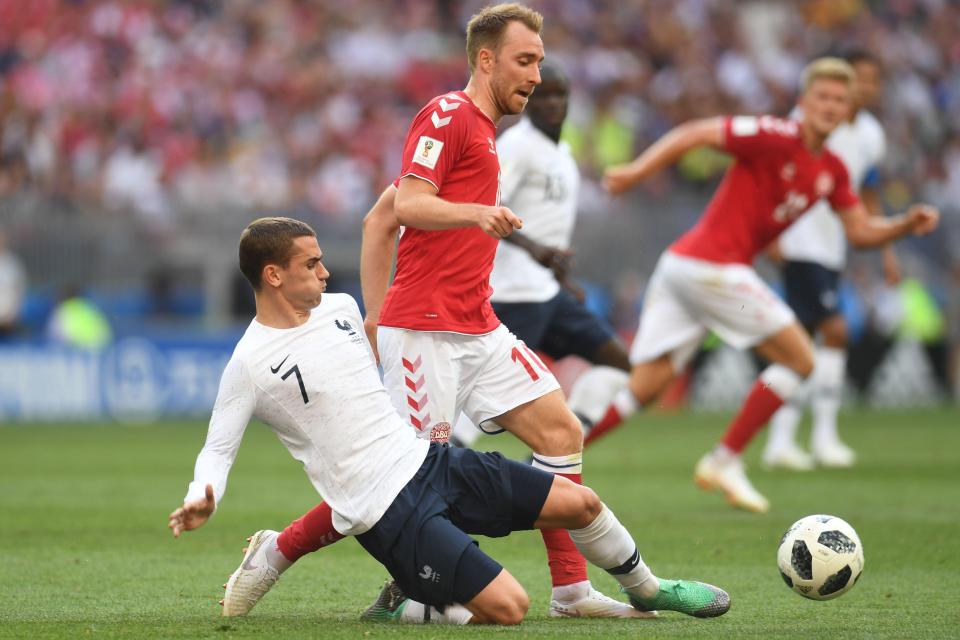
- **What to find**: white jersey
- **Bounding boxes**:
[489,118,580,303]
[779,110,886,269]
[184,293,429,536]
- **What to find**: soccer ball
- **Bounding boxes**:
[777,514,864,600]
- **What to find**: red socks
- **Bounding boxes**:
[540,472,589,587]
[276,501,345,562]
[583,405,623,446]
[720,379,785,453]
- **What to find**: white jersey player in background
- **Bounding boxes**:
[451,63,632,449]
[763,50,901,470]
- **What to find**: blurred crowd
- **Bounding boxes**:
[1,0,959,231]
[0,0,957,395]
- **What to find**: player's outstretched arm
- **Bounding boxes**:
[395,176,522,238]
[840,202,940,248]
[168,484,215,538]
[361,185,401,360]
[604,117,725,195]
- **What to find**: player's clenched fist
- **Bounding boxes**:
[602,164,639,195]
[905,204,939,235]
[477,205,523,238]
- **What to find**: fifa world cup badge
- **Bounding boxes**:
[422,139,434,157]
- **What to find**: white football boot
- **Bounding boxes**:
[762,443,816,471]
[812,438,856,468]
[550,585,658,618]
[694,451,770,513]
[222,530,282,616]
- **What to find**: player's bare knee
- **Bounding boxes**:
[498,592,529,625]
[820,316,847,348]
[483,590,528,625]
[580,486,602,525]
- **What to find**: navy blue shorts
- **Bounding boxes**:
[355,443,554,608]
[493,289,615,361]
[782,261,842,331]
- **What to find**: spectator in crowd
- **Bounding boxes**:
[46,284,113,350]
[0,0,956,360]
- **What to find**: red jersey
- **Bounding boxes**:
[671,116,860,264]
[379,91,502,334]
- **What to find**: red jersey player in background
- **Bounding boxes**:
[584,58,939,513]
[243,3,669,621]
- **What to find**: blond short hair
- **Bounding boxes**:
[801,57,855,93]
[465,3,543,72]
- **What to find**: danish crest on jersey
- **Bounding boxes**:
[413,135,443,169]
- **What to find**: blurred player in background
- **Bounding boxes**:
[763,50,897,471]
[168,217,731,624]
[589,58,939,513]
[260,4,643,619]
[450,62,632,449]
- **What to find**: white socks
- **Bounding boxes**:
[759,364,805,400]
[551,580,590,604]
[811,347,846,448]
[766,403,802,453]
[265,532,293,573]
[568,504,659,599]
[531,452,583,475]
[568,366,631,424]
[764,347,848,454]
[400,601,473,625]
[611,387,639,418]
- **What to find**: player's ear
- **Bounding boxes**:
[262,264,282,289]
[477,46,495,73]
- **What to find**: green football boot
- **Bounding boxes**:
[361,580,408,622]
[628,579,730,618]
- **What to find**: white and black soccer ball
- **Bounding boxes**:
[777,514,864,600]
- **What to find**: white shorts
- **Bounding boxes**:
[629,251,796,370]
[377,324,561,442]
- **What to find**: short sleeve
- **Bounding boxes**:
[828,160,860,211]
[398,96,469,192]
[722,115,799,160]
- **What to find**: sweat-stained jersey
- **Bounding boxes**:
[489,117,580,303]
[670,115,860,265]
[184,293,430,536]
[778,109,885,269]
[379,91,502,334]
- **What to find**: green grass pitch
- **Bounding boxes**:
[2,408,958,639]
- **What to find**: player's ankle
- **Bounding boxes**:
[265,532,294,573]
[626,574,660,600]
[551,580,590,604]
